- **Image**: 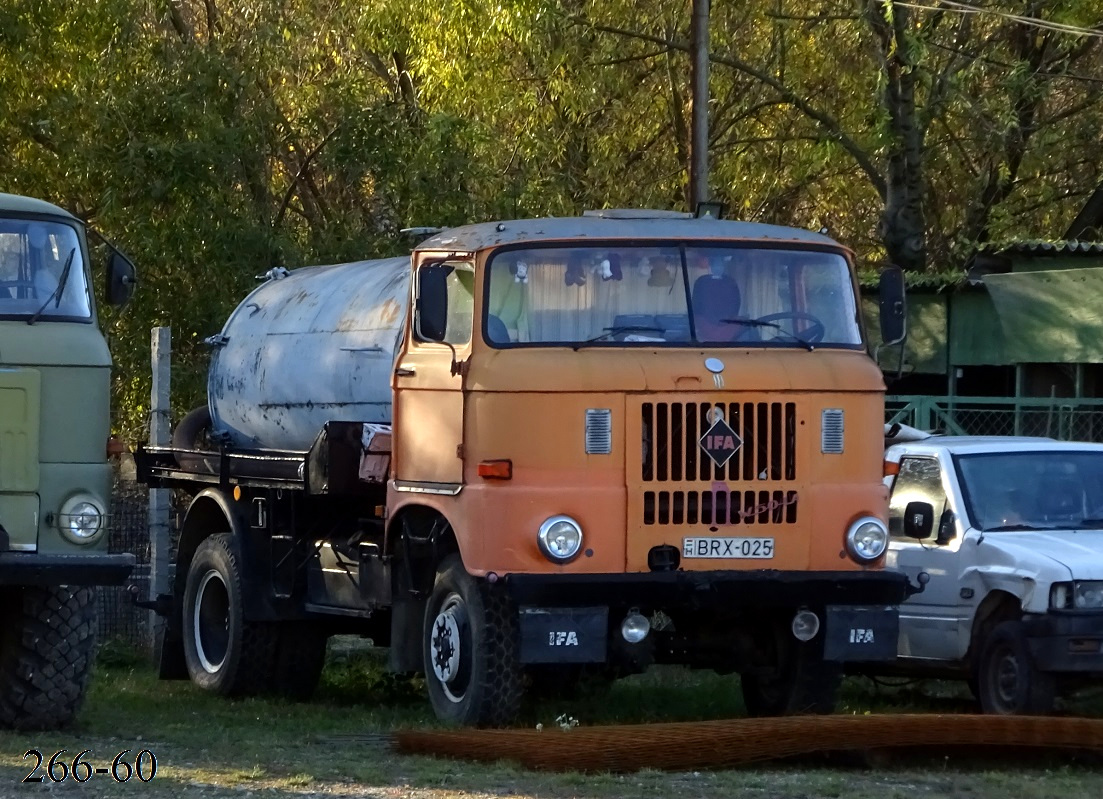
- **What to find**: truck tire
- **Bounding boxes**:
[271,624,328,701]
[740,633,841,716]
[976,620,1055,715]
[422,554,523,727]
[182,534,278,697]
[0,586,97,731]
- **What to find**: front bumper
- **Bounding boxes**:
[1023,611,1103,674]
[507,570,908,665]
[0,552,136,586]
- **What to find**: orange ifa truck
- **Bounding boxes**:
[135,208,920,726]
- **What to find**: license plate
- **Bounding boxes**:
[682,537,775,559]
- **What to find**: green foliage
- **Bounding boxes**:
[3,1,1103,436]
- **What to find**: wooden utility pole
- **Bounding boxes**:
[690,0,711,208]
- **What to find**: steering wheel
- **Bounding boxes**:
[735,311,826,343]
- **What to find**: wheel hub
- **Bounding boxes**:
[194,569,230,674]
[995,651,1021,705]
[430,610,461,685]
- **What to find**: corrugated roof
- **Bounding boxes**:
[978,239,1103,256]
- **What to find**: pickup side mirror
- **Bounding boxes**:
[878,265,906,346]
[416,264,450,342]
[903,500,934,539]
[106,251,137,306]
[935,509,957,545]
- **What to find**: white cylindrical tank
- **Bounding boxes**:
[207,256,411,451]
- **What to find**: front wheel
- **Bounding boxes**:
[422,554,523,727]
[740,626,840,716]
[976,620,1055,715]
[0,586,97,730]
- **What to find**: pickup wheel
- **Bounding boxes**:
[182,533,279,697]
[0,586,97,730]
[422,554,522,727]
[976,620,1055,715]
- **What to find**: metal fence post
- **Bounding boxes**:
[149,327,171,656]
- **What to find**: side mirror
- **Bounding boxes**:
[935,509,957,545]
[106,251,137,306]
[415,263,450,342]
[878,265,906,346]
[903,500,934,539]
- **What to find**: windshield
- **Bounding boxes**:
[0,218,91,321]
[956,450,1103,531]
[483,244,861,347]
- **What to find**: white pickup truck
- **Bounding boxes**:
[879,429,1103,715]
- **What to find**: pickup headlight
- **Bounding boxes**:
[845,516,888,563]
[1052,581,1103,610]
[57,494,106,545]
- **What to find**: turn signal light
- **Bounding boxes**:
[883,459,900,477]
[478,459,513,480]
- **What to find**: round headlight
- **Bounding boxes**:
[58,496,105,545]
[537,515,583,563]
[845,516,888,563]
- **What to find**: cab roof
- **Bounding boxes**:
[414,210,845,254]
[0,192,79,221]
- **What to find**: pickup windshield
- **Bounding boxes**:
[0,218,91,321]
[956,450,1103,531]
[483,244,862,347]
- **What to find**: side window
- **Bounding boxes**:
[888,457,947,540]
[415,261,474,346]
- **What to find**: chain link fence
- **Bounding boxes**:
[886,396,1103,442]
[97,457,153,651]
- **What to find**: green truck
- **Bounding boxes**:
[0,192,137,729]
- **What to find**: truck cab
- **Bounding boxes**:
[0,192,136,729]
[883,432,1103,714]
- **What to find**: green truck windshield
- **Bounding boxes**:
[484,244,862,348]
[0,219,91,321]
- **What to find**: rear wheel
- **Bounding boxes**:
[0,586,97,730]
[182,533,278,696]
[422,554,523,726]
[271,624,328,701]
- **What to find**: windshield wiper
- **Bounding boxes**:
[1070,518,1103,529]
[719,317,814,351]
[26,247,76,326]
[984,523,1045,532]
[572,325,664,351]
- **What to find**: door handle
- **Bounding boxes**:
[395,365,417,377]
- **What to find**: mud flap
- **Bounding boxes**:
[518,606,608,664]
[822,605,899,662]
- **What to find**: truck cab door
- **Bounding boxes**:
[887,455,967,663]
[391,259,474,488]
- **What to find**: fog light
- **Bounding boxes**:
[791,609,820,642]
[621,610,650,643]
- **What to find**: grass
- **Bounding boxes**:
[1,638,1102,798]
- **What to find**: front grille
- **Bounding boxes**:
[643,489,799,525]
[641,401,797,483]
